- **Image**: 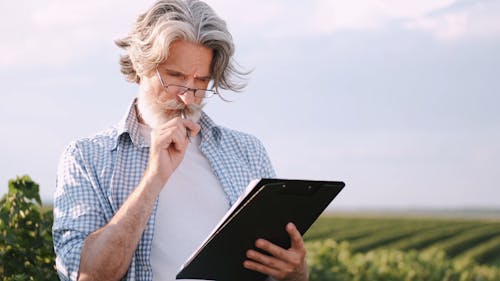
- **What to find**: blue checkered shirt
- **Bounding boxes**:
[53,100,276,281]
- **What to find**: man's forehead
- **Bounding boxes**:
[160,40,214,77]
[162,66,211,79]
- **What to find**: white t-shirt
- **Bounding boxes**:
[138,124,230,281]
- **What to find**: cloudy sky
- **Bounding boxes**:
[1,0,499,210]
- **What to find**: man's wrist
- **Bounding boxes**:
[141,169,168,193]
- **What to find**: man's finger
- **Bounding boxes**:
[286,222,305,250]
[182,119,201,136]
[255,239,288,260]
[243,260,284,280]
[246,249,288,271]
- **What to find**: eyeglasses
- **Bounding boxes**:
[155,67,218,98]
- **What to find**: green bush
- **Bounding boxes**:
[306,239,500,281]
[0,176,57,281]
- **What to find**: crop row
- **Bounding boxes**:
[305,214,500,266]
[348,222,444,252]
[383,222,480,251]
[431,223,500,257]
[305,239,500,281]
[458,236,500,264]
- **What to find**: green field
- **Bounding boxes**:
[304,213,500,267]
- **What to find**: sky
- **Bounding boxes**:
[0,0,499,210]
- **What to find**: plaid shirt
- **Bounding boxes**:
[53,100,276,281]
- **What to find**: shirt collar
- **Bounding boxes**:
[113,99,146,150]
[199,111,222,146]
[112,99,222,151]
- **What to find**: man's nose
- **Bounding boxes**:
[178,89,196,105]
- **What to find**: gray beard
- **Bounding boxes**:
[137,94,204,129]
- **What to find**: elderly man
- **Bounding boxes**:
[53,0,308,280]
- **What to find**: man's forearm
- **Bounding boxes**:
[78,176,163,281]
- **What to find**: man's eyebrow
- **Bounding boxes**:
[164,68,185,75]
[195,75,211,80]
[164,68,211,80]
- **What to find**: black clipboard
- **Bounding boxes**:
[176,178,345,281]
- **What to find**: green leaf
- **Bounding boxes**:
[8,176,41,205]
[1,175,57,280]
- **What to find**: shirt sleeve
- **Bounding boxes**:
[52,142,107,281]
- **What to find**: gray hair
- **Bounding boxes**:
[115,0,247,92]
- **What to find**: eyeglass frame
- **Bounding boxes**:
[155,66,218,98]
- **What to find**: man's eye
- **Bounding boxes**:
[167,73,187,83]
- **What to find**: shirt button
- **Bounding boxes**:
[143,265,149,271]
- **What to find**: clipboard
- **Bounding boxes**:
[176,178,345,281]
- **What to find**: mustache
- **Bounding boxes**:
[159,99,205,119]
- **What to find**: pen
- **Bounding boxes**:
[180,110,191,143]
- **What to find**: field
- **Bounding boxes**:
[305,213,500,267]
[301,213,500,280]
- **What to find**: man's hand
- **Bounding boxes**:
[243,223,309,281]
[145,117,200,185]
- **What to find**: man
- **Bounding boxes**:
[53,1,309,280]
